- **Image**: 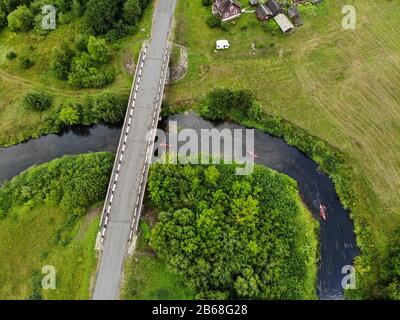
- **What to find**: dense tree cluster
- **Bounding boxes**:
[43,91,128,131]
[51,35,114,89]
[0,152,113,218]
[148,162,318,299]
[1,0,150,35]
[85,0,150,38]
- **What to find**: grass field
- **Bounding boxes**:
[0,3,154,147]
[0,203,100,300]
[122,219,195,300]
[166,0,400,297]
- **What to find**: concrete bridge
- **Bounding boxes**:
[92,0,177,300]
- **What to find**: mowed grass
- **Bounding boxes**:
[123,220,195,300]
[166,0,400,293]
[0,2,154,147]
[0,203,100,300]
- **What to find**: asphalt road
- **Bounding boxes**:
[92,0,177,300]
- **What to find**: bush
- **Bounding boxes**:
[18,56,34,69]
[51,43,75,80]
[89,92,128,123]
[200,88,255,121]
[7,5,34,32]
[6,51,17,60]
[59,103,82,126]
[202,0,212,6]
[206,15,221,28]
[87,36,110,64]
[74,33,89,52]
[23,91,53,112]
[68,64,115,89]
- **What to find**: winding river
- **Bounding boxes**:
[0,115,358,300]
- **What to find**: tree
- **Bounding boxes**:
[7,5,34,32]
[87,36,110,64]
[85,0,119,35]
[123,0,141,25]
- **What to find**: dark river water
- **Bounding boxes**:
[0,115,358,300]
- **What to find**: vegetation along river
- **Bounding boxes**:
[0,114,358,300]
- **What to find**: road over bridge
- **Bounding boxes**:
[92,0,177,300]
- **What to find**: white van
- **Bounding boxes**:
[216,40,230,50]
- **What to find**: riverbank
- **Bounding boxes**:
[0,153,113,299]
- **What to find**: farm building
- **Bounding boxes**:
[274,13,294,33]
[266,0,282,16]
[212,0,243,21]
[256,4,274,21]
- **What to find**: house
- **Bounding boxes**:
[249,0,259,6]
[274,13,294,33]
[213,0,243,22]
[256,4,273,21]
[266,0,281,16]
[288,6,303,26]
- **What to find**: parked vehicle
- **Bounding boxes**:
[216,40,230,50]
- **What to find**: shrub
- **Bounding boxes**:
[23,91,53,112]
[7,5,34,32]
[74,33,89,52]
[68,64,115,89]
[18,56,34,69]
[88,92,128,123]
[206,15,221,28]
[6,51,17,60]
[59,103,82,126]
[87,36,110,64]
[51,43,75,80]
[202,0,212,6]
[200,88,255,121]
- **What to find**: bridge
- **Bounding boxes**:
[92,0,177,300]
